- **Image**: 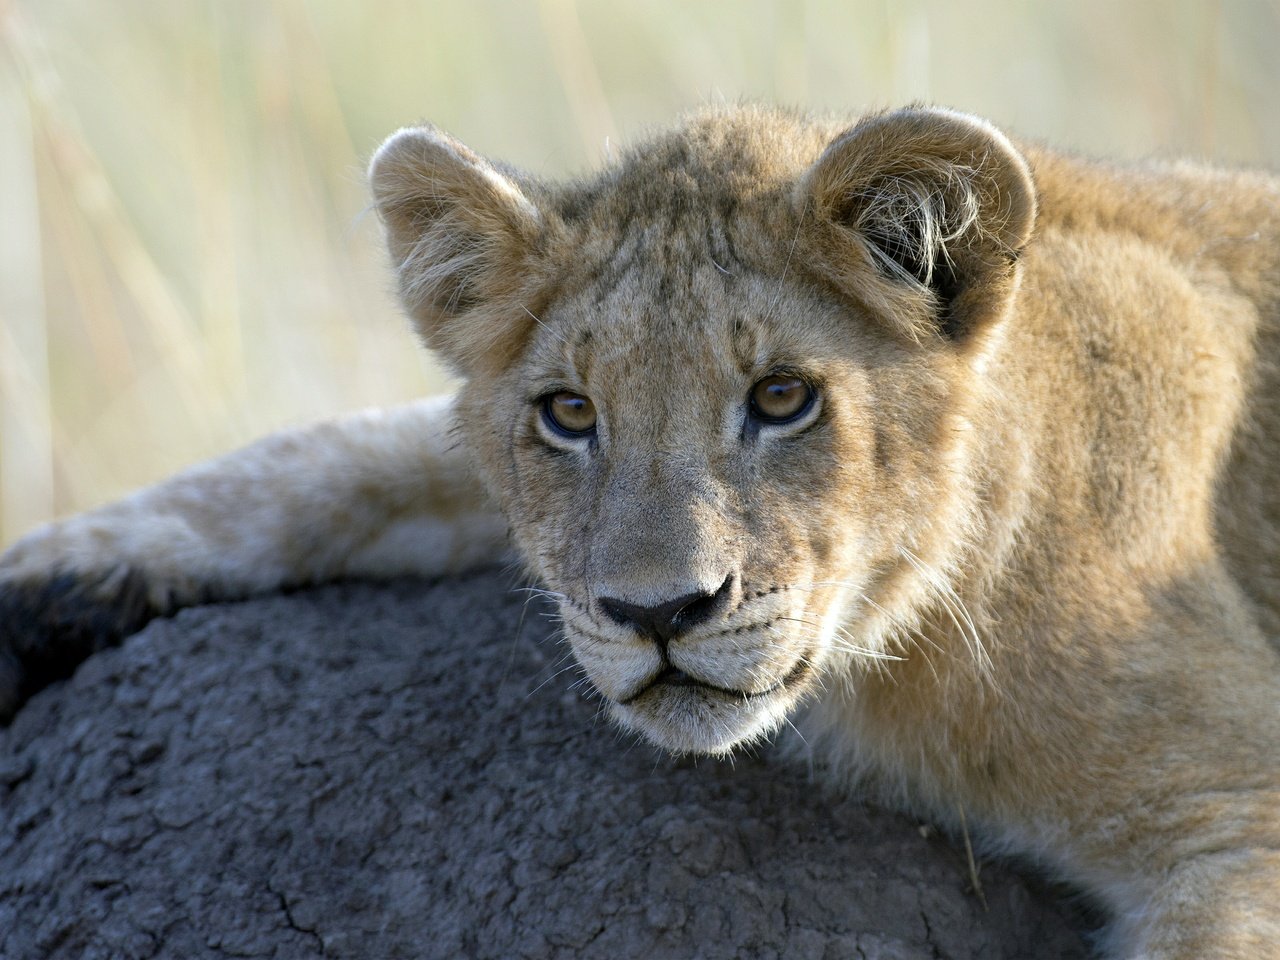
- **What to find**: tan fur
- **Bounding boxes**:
[3,105,1278,958]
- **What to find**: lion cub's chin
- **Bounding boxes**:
[607,678,807,757]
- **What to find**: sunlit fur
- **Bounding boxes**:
[3,106,1278,958]
[372,106,1280,959]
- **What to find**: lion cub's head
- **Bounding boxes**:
[370,107,1035,755]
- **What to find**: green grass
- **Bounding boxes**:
[1,0,1277,543]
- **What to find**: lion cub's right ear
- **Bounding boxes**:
[798,108,1037,345]
[369,126,560,374]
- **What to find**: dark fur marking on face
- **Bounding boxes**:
[741,583,792,600]
[585,234,645,307]
[731,316,759,376]
[570,328,596,386]
[872,424,892,471]
[706,214,742,278]
[713,196,747,272]
[556,180,609,223]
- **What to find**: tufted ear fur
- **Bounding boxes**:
[369,126,558,375]
[797,108,1037,344]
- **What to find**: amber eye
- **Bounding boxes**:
[542,391,597,437]
[749,375,814,424]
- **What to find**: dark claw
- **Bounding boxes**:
[0,568,158,724]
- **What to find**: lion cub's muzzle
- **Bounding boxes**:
[596,575,758,704]
[577,573,814,701]
[562,573,822,755]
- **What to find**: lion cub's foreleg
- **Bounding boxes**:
[1121,847,1280,959]
[1039,577,1280,959]
[0,394,508,720]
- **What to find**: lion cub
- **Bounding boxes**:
[2,106,1278,958]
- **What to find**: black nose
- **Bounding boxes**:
[597,576,734,644]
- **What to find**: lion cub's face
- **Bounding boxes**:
[370,107,1035,754]
[489,264,923,753]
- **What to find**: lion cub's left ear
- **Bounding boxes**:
[369,126,560,374]
[798,108,1036,344]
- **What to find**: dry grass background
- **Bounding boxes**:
[1,0,1278,544]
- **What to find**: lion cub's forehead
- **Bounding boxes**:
[522,109,862,403]
[530,239,851,406]
[546,108,841,294]
[532,257,767,390]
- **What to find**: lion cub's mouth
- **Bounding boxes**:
[653,666,701,688]
[618,653,813,707]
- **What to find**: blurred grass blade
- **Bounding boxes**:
[0,12,55,540]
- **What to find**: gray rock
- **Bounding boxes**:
[0,572,1094,959]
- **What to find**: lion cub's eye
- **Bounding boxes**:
[749,375,814,424]
[542,391,597,437]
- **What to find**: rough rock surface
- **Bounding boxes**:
[0,572,1094,959]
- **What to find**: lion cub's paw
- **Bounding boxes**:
[0,528,162,723]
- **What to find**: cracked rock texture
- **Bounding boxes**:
[0,572,1093,959]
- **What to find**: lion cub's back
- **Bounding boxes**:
[1026,147,1280,635]
[1187,167,1280,636]
[1218,306,1280,636]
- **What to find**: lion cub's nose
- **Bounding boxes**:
[597,576,734,644]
